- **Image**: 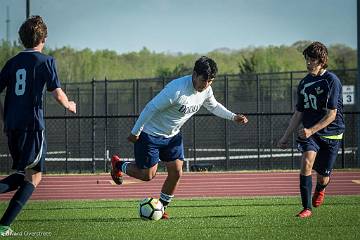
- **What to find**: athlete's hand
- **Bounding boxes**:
[298,128,313,139]
[127,134,139,143]
[234,114,248,124]
[277,137,288,149]
[67,101,77,114]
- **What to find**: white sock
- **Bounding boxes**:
[160,192,174,208]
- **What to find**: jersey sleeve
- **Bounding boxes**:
[0,61,10,94]
[202,87,218,111]
[209,102,236,120]
[131,102,158,136]
[203,87,235,120]
[149,79,184,111]
[326,76,342,110]
[45,58,61,91]
[131,83,179,135]
[295,81,304,112]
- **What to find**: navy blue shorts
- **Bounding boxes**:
[6,130,46,172]
[134,132,184,169]
[297,135,341,176]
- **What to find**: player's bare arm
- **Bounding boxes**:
[277,110,303,148]
[298,108,337,139]
[51,88,77,114]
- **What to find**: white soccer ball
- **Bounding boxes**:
[139,197,164,221]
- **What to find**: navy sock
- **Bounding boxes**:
[0,173,25,194]
[315,182,328,192]
[0,181,35,226]
[299,175,312,210]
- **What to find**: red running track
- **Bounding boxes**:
[0,171,359,201]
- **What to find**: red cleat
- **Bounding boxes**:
[312,190,325,208]
[110,155,123,185]
[161,212,170,220]
[296,209,312,218]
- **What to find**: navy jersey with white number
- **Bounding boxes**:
[0,51,61,130]
[296,70,345,136]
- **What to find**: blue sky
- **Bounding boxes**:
[0,0,357,53]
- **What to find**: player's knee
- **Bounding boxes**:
[30,177,42,187]
[301,159,313,173]
[140,170,156,181]
[25,173,42,187]
[141,175,154,181]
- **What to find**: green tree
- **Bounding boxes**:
[0,41,356,82]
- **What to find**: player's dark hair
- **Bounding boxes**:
[193,56,218,80]
[303,41,328,69]
[18,15,48,48]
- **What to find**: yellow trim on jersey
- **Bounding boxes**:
[321,133,343,140]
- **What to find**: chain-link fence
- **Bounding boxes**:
[0,69,359,173]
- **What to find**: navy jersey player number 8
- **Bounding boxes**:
[0,16,76,235]
[15,69,27,96]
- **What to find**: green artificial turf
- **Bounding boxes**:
[0,196,359,239]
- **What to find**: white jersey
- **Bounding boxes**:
[131,75,236,138]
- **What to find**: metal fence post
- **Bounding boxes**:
[77,87,81,173]
[136,79,139,114]
[192,117,196,166]
[342,136,345,168]
[224,75,230,170]
[64,83,68,173]
[256,74,261,170]
[91,78,96,173]
[7,153,10,174]
[162,77,166,88]
[290,72,295,169]
[357,1,360,168]
[133,80,137,114]
[270,76,273,169]
[104,77,108,172]
[133,79,139,130]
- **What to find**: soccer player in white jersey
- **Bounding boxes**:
[111,56,248,219]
